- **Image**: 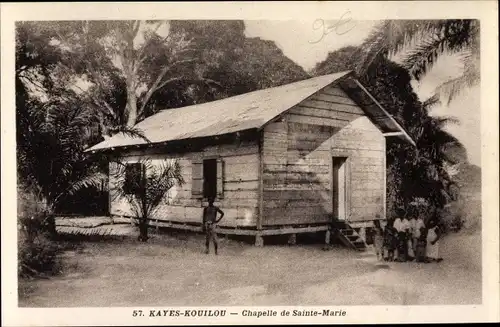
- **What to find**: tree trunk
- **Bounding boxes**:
[44,213,58,240]
[137,218,148,242]
[126,87,138,127]
[38,199,58,240]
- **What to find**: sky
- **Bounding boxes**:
[244,20,481,166]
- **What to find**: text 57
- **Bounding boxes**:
[132,310,144,317]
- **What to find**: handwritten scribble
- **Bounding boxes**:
[309,10,357,44]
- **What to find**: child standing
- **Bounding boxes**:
[415,226,428,263]
[383,220,397,261]
[401,215,412,261]
[426,219,443,263]
[395,230,408,262]
[414,215,426,253]
[407,215,417,260]
[372,220,384,261]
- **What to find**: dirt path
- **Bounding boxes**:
[19,230,481,307]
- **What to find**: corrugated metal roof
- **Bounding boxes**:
[87,70,415,152]
[87,71,352,151]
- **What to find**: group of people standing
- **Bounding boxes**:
[372,211,443,263]
[203,197,445,263]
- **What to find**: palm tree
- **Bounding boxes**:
[110,159,184,242]
[17,88,108,238]
[358,20,479,104]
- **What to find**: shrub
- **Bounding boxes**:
[18,231,61,278]
[440,210,465,233]
[18,188,62,278]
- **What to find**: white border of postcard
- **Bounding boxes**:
[1,1,499,325]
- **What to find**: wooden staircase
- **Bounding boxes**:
[332,221,367,251]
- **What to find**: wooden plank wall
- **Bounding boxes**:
[109,140,260,228]
[261,85,386,226]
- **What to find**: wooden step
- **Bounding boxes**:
[332,223,367,251]
[340,228,354,236]
[354,243,367,251]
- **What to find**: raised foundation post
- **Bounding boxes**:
[322,228,332,251]
[255,234,264,247]
[288,233,297,245]
[359,227,366,243]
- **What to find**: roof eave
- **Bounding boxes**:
[84,128,261,154]
[346,78,416,147]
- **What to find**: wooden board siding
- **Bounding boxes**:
[261,86,386,226]
[109,141,260,228]
[331,116,385,222]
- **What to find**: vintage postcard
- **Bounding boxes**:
[1,1,499,326]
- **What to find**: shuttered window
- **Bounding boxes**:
[191,160,203,199]
[216,159,224,199]
[191,158,224,199]
[203,159,217,199]
[124,162,145,195]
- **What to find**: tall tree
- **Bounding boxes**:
[45,20,220,129]
[163,21,309,108]
[311,45,360,76]
[357,20,480,104]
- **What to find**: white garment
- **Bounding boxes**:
[401,218,411,231]
[426,227,440,259]
[415,218,425,238]
[393,218,404,232]
[407,239,415,258]
[409,218,417,235]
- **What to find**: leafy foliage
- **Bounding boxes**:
[312,46,361,76]
[18,185,62,278]
[18,232,61,278]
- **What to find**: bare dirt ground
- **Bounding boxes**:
[18,225,481,307]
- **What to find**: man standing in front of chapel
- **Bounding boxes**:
[202,197,224,255]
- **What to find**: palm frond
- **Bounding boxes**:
[431,115,461,127]
[145,159,184,214]
[356,21,391,74]
[431,43,479,105]
[357,20,446,75]
[108,125,151,143]
[62,171,108,198]
[359,19,479,91]
[401,36,450,80]
[422,93,441,109]
[434,72,478,106]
